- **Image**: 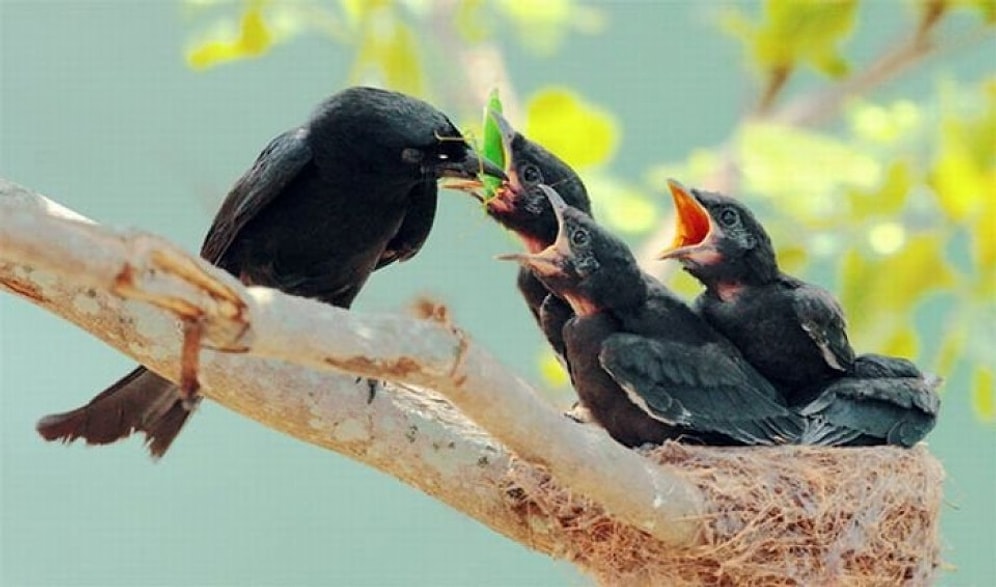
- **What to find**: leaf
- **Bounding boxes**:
[933,326,965,375]
[838,232,956,333]
[846,160,913,221]
[953,0,996,23]
[720,0,858,78]
[928,79,996,223]
[775,244,809,275]
[340,0,390,25]
[585,174,657,235]
[971,366,994,422]
[666,268,706,299]
[847,100,923,145]
[524,88,620,169]
[493,0,603,54]
[867,221,907,256]
[187,0,274,70]
[538,349,569,388]
[739,122,882,222]
[351,9,424,96]
[882,325,919,359]
[929,119,989,222]
[644,149,722,192]
[455,0,490,43]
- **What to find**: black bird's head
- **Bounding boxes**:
[657,180,778,286]
[309,87,504,188]
[497,185,643,315]
[475,110,590,254]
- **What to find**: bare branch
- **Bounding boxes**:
[0,177,703,552]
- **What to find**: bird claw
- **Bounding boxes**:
[179,317,203,403]
[113,235,250,351]
[354,376,381,404]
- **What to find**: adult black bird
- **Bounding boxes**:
[657,181,940,446]
[658,180,855,400]
[471,110,591,359]
[37,86,504,458]
[799,354,940,447]
[500,185,804,447]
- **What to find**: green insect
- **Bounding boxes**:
[479,89,507,200]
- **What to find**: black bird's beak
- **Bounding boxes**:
[437,146,507,186]
[657,179,717,260]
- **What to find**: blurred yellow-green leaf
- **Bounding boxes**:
[846,161,913,221]
[971,366,994,421]
[352,10,423,96]
[847,99,923,145]
[538,349,569,388]
[721,0,858,78]
[340,0,389,24]
[585,174,657,235]
[525,88,620,169]
[952,0,996,23]
[739,122,881,222]
[776,244,809,275]
[882,325,920,359]
[455,0,490,43]
[645,148,722,192]
[929,78,996,222]
[839,232,955,333]
[493,0,603,54]
[666,266,707,298]
[934,326,966,375]
[187,0,273,70]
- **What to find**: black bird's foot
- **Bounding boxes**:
[354,376,382,404]
[179,317,204,406]
[564,402,592,424]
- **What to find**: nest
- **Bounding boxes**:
[504,443,944,586]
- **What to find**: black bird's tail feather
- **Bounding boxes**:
[36,367,197,458]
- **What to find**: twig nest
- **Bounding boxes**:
[505,443,943,586]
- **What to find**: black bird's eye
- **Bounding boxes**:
[719,207,740,227]
[571,228,589,247]
[521,164,543,185]
[401,148,424,165]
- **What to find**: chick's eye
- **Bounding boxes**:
[571,228,589,247]
[719,208,739,227]
[521,164,543,185]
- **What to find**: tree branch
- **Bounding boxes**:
[0,178,703,555]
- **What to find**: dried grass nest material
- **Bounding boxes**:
[504,443,944,586]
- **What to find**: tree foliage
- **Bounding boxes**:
[181,0,994,423]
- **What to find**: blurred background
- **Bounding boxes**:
[2,1,993,585]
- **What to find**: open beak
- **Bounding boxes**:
[657,179,715,260]
[495,248,566,277]
[495,185,573,276]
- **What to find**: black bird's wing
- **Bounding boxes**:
[200,128,313,264]
[517,269,552,325]
[599,334,803,445]
[539,293,575,362]
[376,180,438,269]
[799,373,940,447]
[789,281,855,372]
